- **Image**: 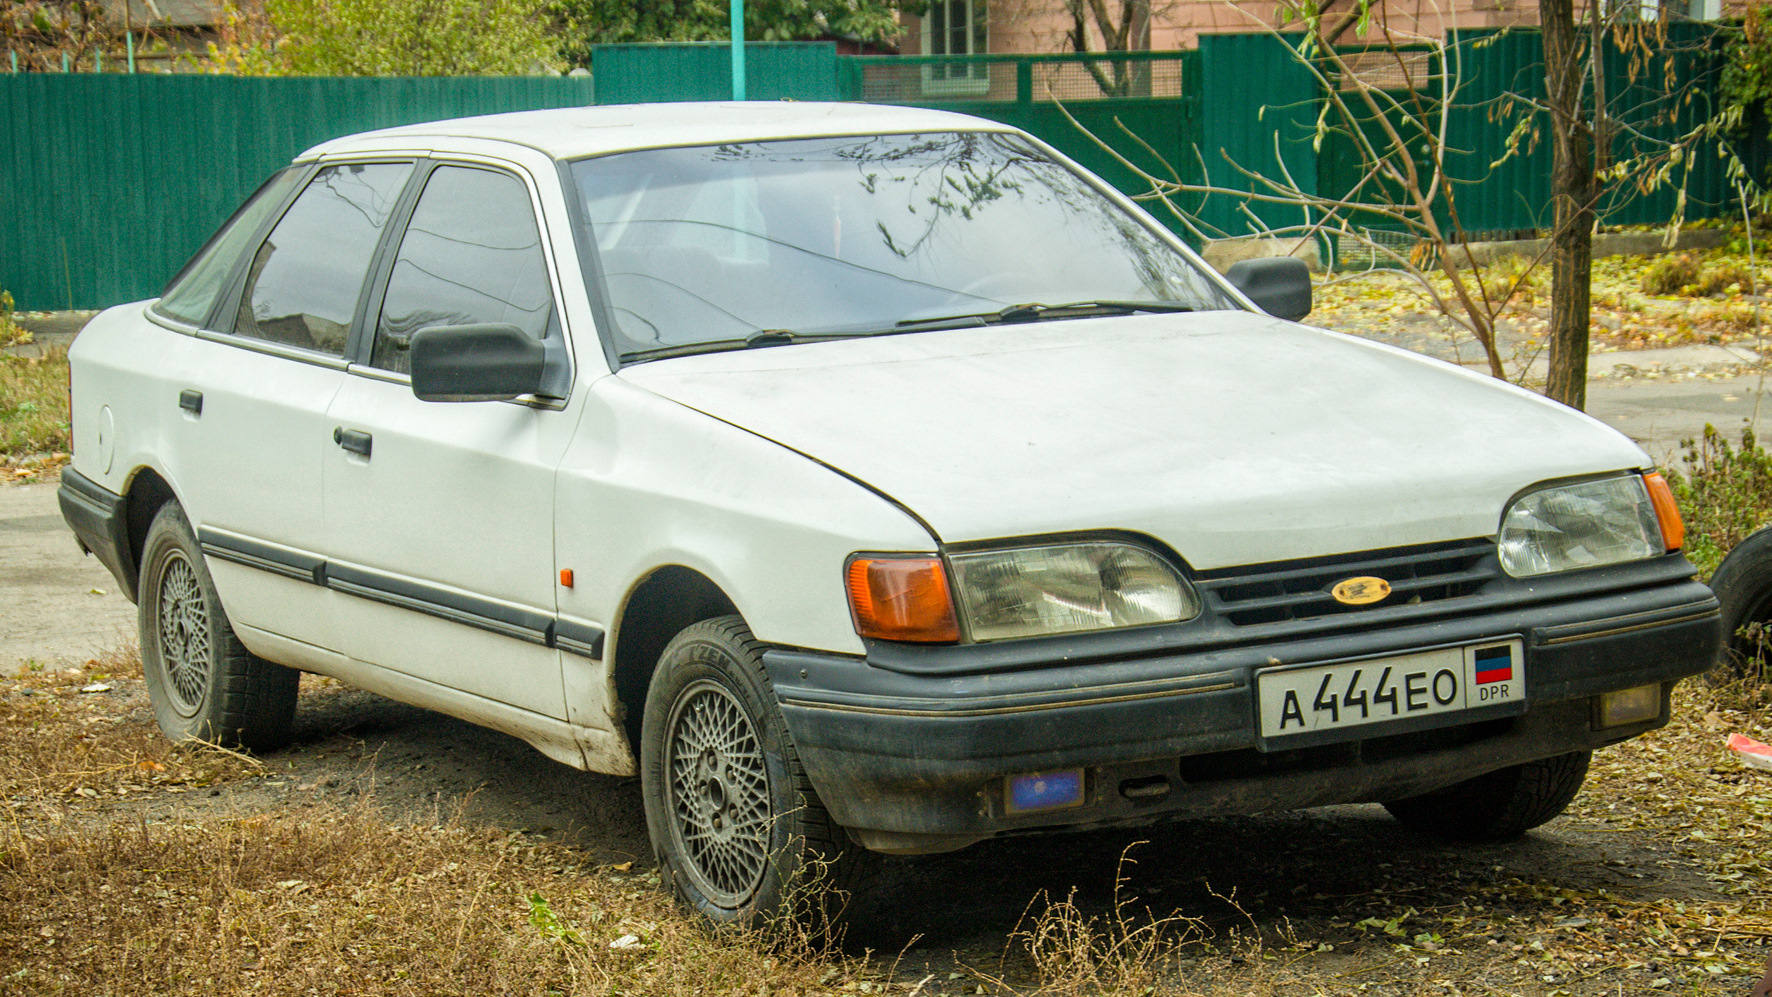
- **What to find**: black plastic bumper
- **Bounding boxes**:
[765,574,1719,854]
[57,468,138,603]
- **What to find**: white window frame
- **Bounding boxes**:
[921,0,989,96]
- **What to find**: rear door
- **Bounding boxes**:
[167,161,414,656]
[321,160,576,719]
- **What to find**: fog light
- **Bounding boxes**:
[1597,684,1661,728]
[1006,770,1084,814]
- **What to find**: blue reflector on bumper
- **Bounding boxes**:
[1007,770,1084,813]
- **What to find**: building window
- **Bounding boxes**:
[922,0,988,95]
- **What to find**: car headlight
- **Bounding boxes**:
[949,542,1199,641]
[1498,474,1680,578]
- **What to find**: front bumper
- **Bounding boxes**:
[766,565,1718,855]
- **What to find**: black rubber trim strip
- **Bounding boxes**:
[196,530,605,654]
[199,529,325,585]
[326,564,554,646]
[554,619,606,660]
[1536,606,1721,646]
[782,674,1237,718]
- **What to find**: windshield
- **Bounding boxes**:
[569,132,1239,361]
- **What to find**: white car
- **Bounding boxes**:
[59,103,1718,926]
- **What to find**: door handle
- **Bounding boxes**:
[332,427,372,458]
[178,389,203,415]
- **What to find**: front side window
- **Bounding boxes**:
[234,162,413,356]
[372,165,554,373]
[156,169,304,328]
[571,132,1237,362]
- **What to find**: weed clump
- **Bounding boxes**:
[1667,424,1772,577]
[1642,253,1703,295]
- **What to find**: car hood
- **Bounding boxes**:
[617,312,1652,570]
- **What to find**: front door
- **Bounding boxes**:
[322,162,575,720]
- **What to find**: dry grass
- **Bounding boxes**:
[2,643,1767,997]
[0,345,70,482]
[0,648,262,817]
[0,800,876,996]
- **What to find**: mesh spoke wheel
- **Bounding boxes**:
[155,550,212,716]
[663,678,773,908]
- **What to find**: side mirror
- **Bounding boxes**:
[409,324,547,403]
[1225,257,1312,322]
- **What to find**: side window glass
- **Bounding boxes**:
[156,169,304,328]
[372,165,555,373]
[234,162,412,356]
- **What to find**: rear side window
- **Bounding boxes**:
[155,169,303,327]
[234,162,413,356]
[371,165,554,373]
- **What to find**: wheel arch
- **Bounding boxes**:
[609,564,740,754]
[118,465,179,602]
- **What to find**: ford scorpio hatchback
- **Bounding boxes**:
[58,103,1719,926]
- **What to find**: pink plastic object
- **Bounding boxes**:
[1728,733,1772,772]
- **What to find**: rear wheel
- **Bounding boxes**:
[640,615,875,930]
[1383,750,1591,841]
[138,503,298,752]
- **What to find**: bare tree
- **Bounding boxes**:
[1061,17,1528,378]
[1542,0,1595,410]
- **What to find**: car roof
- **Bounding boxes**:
[297,101,1019,162]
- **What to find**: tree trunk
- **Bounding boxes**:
[1542,0,1595,411]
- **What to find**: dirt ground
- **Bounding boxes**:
[15,659,1767,996]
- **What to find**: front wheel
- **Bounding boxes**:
[1382,750,1591,841]
[640,615,875,930]
[138,503,298,752]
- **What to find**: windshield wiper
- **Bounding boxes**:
[620,328,865,363]
[620,302,1198,363]
[894,300,1195,332]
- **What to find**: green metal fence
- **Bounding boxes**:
[592,42,842,103]
[0,73,594,310]
[0,32,1754,310]
[840,50,1203,240]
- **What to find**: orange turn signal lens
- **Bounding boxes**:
[846,556,960,643]
[1643,472,1684,551]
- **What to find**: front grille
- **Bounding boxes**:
[1195,538,1499,627]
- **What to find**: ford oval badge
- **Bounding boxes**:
[1331,576,1391,606]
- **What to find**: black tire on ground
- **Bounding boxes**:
[640,615,877,931]
[137,502,298,752]
[1382,750,1592,841]
[1706,524,1772,681]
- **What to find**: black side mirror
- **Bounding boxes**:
[409,324,547,403]
[1225,257,1312,322]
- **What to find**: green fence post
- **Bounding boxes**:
[127,32,135,73]
[1016,58,1032,106]
[730,0,746,100]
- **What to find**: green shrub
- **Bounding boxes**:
[1641,253,1702,295]
[1666,424,1772,577]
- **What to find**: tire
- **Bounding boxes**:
[138,502,298,752]
[1707,525,1772,681]
[640,615,876,931]
[1382,750,1591,841]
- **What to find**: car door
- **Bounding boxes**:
[322,160,575,719]
[167,161,414,658]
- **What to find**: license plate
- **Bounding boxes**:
[1257,640,1524,741]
